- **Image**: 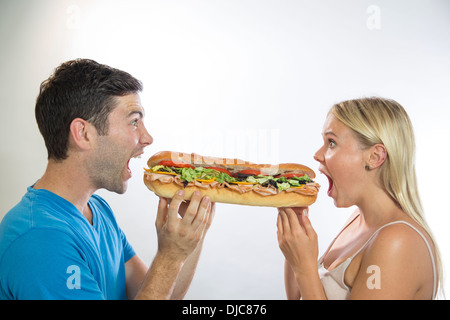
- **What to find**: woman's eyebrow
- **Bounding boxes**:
[323,130,338,137]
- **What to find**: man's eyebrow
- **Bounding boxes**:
[127,109,145,118]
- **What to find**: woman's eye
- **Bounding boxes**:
[131,119,139,127]
[328,139,336,148]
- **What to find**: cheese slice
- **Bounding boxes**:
[229,181,255,185]
[152,170,178,176]
[196,177,217,183]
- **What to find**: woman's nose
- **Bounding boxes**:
[313,145,324,163]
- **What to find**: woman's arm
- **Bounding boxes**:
[284,259,301,300]
[349,223,435,300]
[277,207,327,300]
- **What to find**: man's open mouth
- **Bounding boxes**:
[126,159,132,176]
[127,152,144,177]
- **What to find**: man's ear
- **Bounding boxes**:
[69,118,95,151]
[366,143,387,170]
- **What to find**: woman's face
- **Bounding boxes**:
[314,114,370,208]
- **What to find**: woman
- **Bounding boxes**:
[277,97,442,299]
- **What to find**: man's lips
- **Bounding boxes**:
[126,151,144,178]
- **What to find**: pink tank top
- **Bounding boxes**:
[318,220,437,300]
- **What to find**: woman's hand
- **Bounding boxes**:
[277,207,327,299]
[277,207,319,278]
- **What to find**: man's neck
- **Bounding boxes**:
[34,158,96,224]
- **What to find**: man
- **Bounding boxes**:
[0,59,214,299]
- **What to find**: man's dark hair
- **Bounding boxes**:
[35,58,143,160]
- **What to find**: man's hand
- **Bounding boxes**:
[156,190,213,262]
[135,190,214,300]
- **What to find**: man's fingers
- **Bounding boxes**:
[205,202,215,231]
[156,197,168,229]
[180,191,203,225]
[167,190,186,227]
[190,195,211,231]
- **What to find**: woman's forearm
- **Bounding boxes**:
[294,270,327,300]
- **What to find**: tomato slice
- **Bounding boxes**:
[158,160,195,169]
[280,173,305,179]
[206,167,232,176]
[238,169,261,176]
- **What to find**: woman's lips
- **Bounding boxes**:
[320,168,334,196]
[326,174,334,196]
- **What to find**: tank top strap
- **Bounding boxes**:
[319,213,360,265]
[348,220,437,299]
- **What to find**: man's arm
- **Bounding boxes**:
[134,250,185,299]
[125,232,212,300]
[124,255,148,299]
[127,191,214,300]
[125,244,205,300]
[170,202,214,299]
[1,228,107,300]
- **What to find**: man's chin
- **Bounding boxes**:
[104,180,128,195]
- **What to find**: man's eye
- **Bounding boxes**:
[131,119,139,127]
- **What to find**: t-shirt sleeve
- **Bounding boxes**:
[119,227,136,263]
[0,228,105,300]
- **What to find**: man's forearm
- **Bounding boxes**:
[134,251,185,300]
[170,241,204,299]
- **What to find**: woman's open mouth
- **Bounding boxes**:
[326,174,334,196]
[319,168,334,197]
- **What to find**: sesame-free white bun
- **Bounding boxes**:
[144,151,319,207]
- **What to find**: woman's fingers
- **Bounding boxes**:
[277,208,291,234]
[277,207,315,240]
[300,208,317,240]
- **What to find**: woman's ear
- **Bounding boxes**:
[366,144,387,170]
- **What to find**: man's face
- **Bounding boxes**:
[87,93,153,194]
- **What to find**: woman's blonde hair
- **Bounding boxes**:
[330,97,443,298]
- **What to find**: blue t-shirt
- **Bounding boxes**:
[0,186,136,300]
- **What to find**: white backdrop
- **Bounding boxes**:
[0,0,449,299]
